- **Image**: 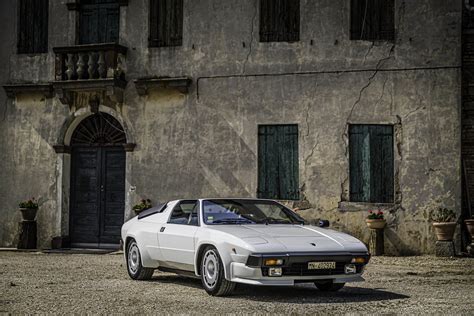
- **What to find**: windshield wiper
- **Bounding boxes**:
[266,219,292,224]
[211,218,254,224]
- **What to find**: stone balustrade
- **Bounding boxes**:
[53,43,127,81]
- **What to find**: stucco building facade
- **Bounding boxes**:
[0,0,463,254]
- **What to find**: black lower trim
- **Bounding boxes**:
[262,263,364,277]
[157,267,200,279]
[246,252,370,268]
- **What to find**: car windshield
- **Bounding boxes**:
[202,199,305,225]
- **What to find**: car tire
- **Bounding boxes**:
[126,239,154,280]
[200,246,235,296]
[314,281,345,292]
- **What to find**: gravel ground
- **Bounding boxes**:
[0,251,473,315]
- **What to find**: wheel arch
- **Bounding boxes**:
[124,234,156,268]
[195,242,232,280]
[195,243,214,276]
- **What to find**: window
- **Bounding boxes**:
[168,200,198,225]
[349,125,394,203]
[259,0,300,42]
[149,0,183,47]
[79,0,120,44]
[350,0,395,41]
[258,125,299,200]
[17,0,49,54]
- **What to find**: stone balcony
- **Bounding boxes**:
[52,43,127,106]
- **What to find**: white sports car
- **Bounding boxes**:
[121,198,370,296]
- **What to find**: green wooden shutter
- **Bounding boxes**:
[149,0,183,47]
[349,125,371,202]
[259,0,299,42]
[350,0,394,41]
[349,125,393,203]
[258,125,299,200]
[17,0,48,54]
[258,126,278,199]
[370,125,394,203]
[378,0,395,41]
[80,0,119,44]
[350,0,364,40]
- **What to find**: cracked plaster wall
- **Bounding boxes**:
[0,0,462,253]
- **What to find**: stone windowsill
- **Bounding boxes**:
[338,201,398,212]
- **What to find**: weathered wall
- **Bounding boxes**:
[0,0,462,253]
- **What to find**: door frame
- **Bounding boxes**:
[53,105,135,249]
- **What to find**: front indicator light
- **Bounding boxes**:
[351,257,365,264]
[345,264,357,274]
[268,267,282,277]
[264,258,283,266]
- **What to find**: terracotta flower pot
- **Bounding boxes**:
[432,222,456,241]
[366,219,386,229]
[19,208,38,221]
[465,219,474,240]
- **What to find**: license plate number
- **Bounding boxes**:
[308,261,336,270]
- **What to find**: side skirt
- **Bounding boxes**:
[157,266,200,279]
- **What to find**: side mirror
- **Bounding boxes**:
[318,219,330,228]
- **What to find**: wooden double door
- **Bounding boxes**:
[70,146,125,248]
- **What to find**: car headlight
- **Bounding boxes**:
[264,258,284,266]
[351,257,366,264]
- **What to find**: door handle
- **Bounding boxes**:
[160,227,166,232]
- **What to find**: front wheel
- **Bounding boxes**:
[200,246,235,296]
[314,281,345,292]
[126,239,154,280]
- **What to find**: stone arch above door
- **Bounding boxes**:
[71,112,126,145]
[54,105,135,153]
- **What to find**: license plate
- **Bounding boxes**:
[308,261,336,270]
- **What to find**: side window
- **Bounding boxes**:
[17,0,49,54]
[259,0,300,42]
[350,0,395,41]
[168,200,198,225]
[149,0,184,47]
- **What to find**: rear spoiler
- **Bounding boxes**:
[137,202,168,220]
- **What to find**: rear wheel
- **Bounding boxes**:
[314,281,345,292]
[200,246,235,296]
[126,239,154,280]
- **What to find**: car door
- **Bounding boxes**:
[157,200,199,270]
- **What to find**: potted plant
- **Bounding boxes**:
[18,197,39,221]
[132,199,152,215]
[366,210,386,229]
[430,207,457,241]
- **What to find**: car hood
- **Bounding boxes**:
[209,224,368,253]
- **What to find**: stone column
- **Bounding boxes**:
[369,229,384,256]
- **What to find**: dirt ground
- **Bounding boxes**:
[0,251,473,315]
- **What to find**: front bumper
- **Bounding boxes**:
[229,252,369,286]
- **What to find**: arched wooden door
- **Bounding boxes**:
[70,113,126,248]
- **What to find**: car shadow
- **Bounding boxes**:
[148,274,203,290]
[148,274,409,303]
[231,284,410,303]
